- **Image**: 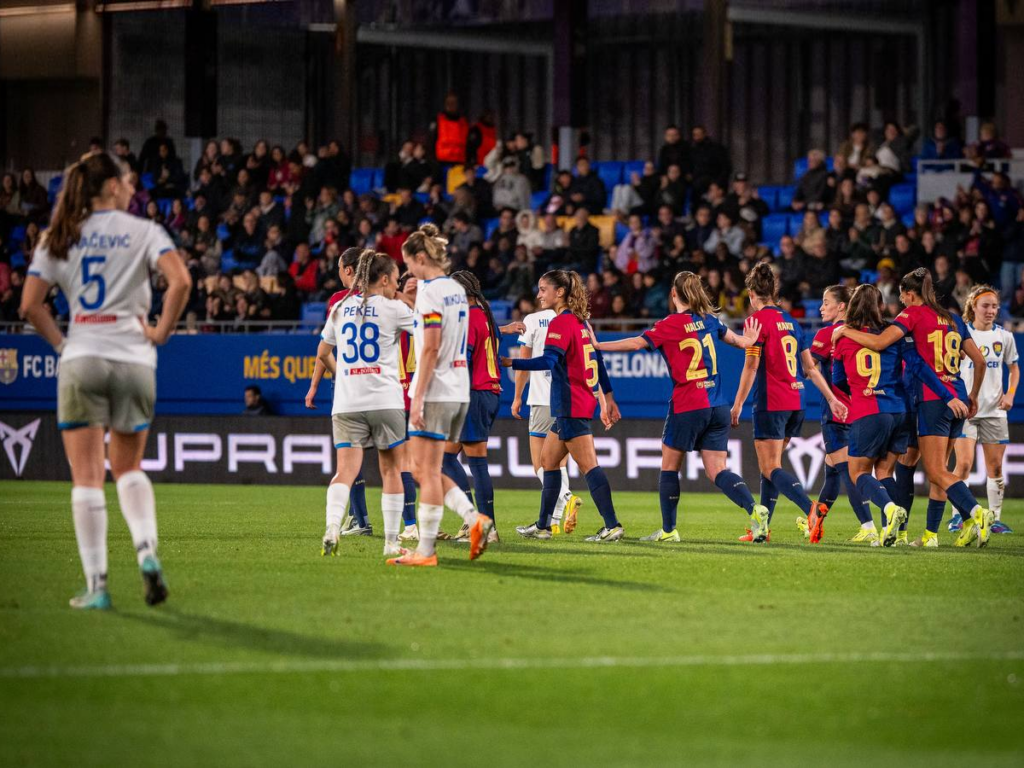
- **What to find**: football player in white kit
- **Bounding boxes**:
[511,304,583,535]
[19,153,192,610]
[388,224,490,566]
[952,285,1018,534]
[317,251,415,558]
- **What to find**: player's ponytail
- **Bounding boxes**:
[899,267,953,324]
[963,283,998,325]
[844,284,884,331]
[672,271,718,316]
[452,270,500,354]
[44,152,123,261]
[402,223,451,272]
[744,262,778,304]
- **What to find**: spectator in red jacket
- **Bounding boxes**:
[289,242,319,295]
[376,217,409,265]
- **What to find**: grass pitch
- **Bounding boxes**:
[1,480,1023,767]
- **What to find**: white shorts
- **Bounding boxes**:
[410,401,468,442]
[57,357,155,433]
[332,409,407,450]
[961,416,1009,444]
[528,404,554,438]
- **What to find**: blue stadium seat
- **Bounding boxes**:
[219,250,237,273]
[623,160,645,180]
[761,214,788,246]
[350,168,376,196]
[216,223,231,241]
[302,302,327,325]
[476,165,488,178]
[373,168,386,189]
[818,211,831,228]
[9,224,26,245]
[757,186,779,211]
[542,163,554,190]
[803,298,823,319]
[860,270,878,283]
[788,213,806,235]
[414,192,429,204]
[140,173,155,190]
[889,183,916,214]
[483,217,500,240]
[614,221,629,245]
[901,212,916,228]
[593,161,623,190]
[489,299,512,322]
[530,190,548,210]
[793,157,809,179]
[157,198,174,219]
[10,251,25,269]
[776,185,795,210]
[47,175,63,203]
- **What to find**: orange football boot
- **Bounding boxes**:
[387,551,438,567]
[469,514,494,560]
[808,502,829,543]
[738,528,771,542]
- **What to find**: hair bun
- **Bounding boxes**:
[419,223,440,238]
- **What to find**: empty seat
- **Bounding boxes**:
[788,213,806,236]
[623,160,645,180]
[350,168,376,196]
[483,218,500,240]
[775,185,795,210]
[761,214,789,246]
[302,302,327,324]
[889,183,916,214]
[592,161,623,190]
[757,186,779,211]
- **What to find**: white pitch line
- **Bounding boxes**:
[2,649,1023,680]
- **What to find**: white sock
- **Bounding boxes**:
[415,503,443,556]
[71,486,108,592]
[326,483,351,530]
[553,467,573,521]
[115,471,158,566]
[381,493,404,543]
[444,486,478,525]
[987,477,1004,519]
[862,521,877,531]
[535,467,545,486]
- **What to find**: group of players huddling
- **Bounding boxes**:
[21,154,1015,609]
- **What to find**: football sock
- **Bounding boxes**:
[401,471,417,526]
[855,474,894,511]
[115,470,158,566]
[443,486,477,526]
[714,470,755,513]
[769,468,813,516]
[552,467,572,523]
[884,474,909,530]
[760,476,779,522]
[442,453,474,505]
[415,503,443,556]
[817,464,841,509]
[350,470,369,528]
[925,498,946,534]
[71,486,108,593]
[325,483,351,530]
[944,481,981,520]
[894,462,915,512]
[836,462,872,524]
[539,470,561,529]
[467,456,494,521]
[659,470,680,533]
[987,476,1004,520]
[585,467,619,528]
[381,493,404,543]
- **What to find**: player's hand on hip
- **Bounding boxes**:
[947,398,969,419]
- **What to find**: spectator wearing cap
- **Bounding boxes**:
[723,172,770,241]
[568,158,606,215]
[614,214,657,274]
[921,120,963,161]
[703,211,745,258]
[492,157,532,213]
[792,149,833,211]
[689,125,731,197]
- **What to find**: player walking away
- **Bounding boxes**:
[396,271,421,542]
[443,271,524,545]
[594,271,767,541]
[809,286,876,542]
[833,268,992,548]
[512,305,583,535]
[389,224,491,566]
[306,247,374,536]
[317,251,414,559]
[20,152,192,610]
[730,263,848,543]
[503,270,625,543]
[952,285,1018,535]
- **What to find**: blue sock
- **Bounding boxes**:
[401,471,417,526]
[351,470,369,527]
[538,470,561,529]
[659,470,680,533]
[442,452,474,505]
[880,477,908,529]
[585,467,619,529]
[926,498,946,533]
[856,474,894,511]
[894,462,915,512]
[714,470,755,513]
[945,481,980,519]
[760,476,779,523]
[770,468,813,516]
[817,464,841,509]
[837,462,871,525]
[467,456,494,521]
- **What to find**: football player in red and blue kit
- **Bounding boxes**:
[731,264,848,543]
[596,272,769,541]
[503,270,625,543]
[834,268,992,548]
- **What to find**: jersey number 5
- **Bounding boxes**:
[582,343,599,388]
[80,255,107,310]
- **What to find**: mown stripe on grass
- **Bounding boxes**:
[4,650,1023,680]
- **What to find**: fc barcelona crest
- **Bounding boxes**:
[0,348,17,385]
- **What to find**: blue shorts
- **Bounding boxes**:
[753,409,804,441]
[905,405,918,449]
[917,399,964,440]
[821,421,850,454]
[553,417,592,441]
[460,390,500,443]
[663,405,730,453]
[849,412,910,459]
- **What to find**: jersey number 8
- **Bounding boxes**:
[340,322,380,364]
[781,336,799,378]
[926,330,961,375]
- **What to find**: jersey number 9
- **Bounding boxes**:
[855,348,881,388]
[340,322,380,364]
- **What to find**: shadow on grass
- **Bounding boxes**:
[442,558,672,592]
[116,606,387,660]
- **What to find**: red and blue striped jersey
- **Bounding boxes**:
[643,312,728,413]
[832,328,907,419]
[544,311,600,419]
[747,306,805,412]
[891,305,969,403]
[810,322,851,425]
[467,305,501,393]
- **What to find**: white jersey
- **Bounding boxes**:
[29,210,175,369]
[409,276,469,403]
[517,309,556,406]
[960,324,1018,419]
[321,293,415,414]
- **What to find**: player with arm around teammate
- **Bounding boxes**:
[594,271,767,541]
[19,152,192,609]
[502,270,626,543]
[952,285,1019,534]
